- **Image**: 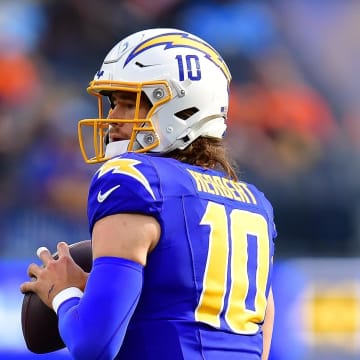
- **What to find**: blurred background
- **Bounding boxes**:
[0,0,359,359]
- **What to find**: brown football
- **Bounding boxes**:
[21,240,93,354]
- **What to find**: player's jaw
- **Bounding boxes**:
[108,123,133,142]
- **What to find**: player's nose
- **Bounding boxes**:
[107,104,126,121]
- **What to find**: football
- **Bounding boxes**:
[21,240,93,354]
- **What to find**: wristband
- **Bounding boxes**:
[52,287,84,314]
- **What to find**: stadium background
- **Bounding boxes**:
[0,1,359,359]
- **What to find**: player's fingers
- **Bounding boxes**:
[20,278,36,294]
[20,277,36,294]
[27,263,42,279]
[57,241,70,258]
[37,246,52,265]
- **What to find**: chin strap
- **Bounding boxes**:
[104,140,131,158]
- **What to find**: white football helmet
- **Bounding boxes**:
[78,28,232,164]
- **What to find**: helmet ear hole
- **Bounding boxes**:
[174,107,199,120]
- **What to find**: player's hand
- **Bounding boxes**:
[20,242,89,309]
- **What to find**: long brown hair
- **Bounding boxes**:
[166,137,238,181]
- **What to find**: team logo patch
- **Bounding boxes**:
[97,158,156,199]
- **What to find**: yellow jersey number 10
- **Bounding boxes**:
[195,201,270,334]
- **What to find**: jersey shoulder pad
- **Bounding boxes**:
[88,153,161,230]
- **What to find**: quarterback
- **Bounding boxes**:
[21,28,276,359]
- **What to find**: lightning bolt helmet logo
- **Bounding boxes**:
[123,32,231,84]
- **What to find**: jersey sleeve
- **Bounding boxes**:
[87,154,162,233]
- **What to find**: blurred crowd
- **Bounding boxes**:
[0,0,359,258]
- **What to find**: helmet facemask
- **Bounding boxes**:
[78,80,172,164]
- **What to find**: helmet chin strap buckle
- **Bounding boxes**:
[136,131,157,147]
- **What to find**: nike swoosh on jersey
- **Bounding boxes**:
[97,185,121,203]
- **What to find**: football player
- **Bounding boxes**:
[21,28,276,359]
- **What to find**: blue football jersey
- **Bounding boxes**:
[87,152,276,359]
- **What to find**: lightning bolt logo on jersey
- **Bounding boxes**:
[96,158,155,200]
[87,152,276,359]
